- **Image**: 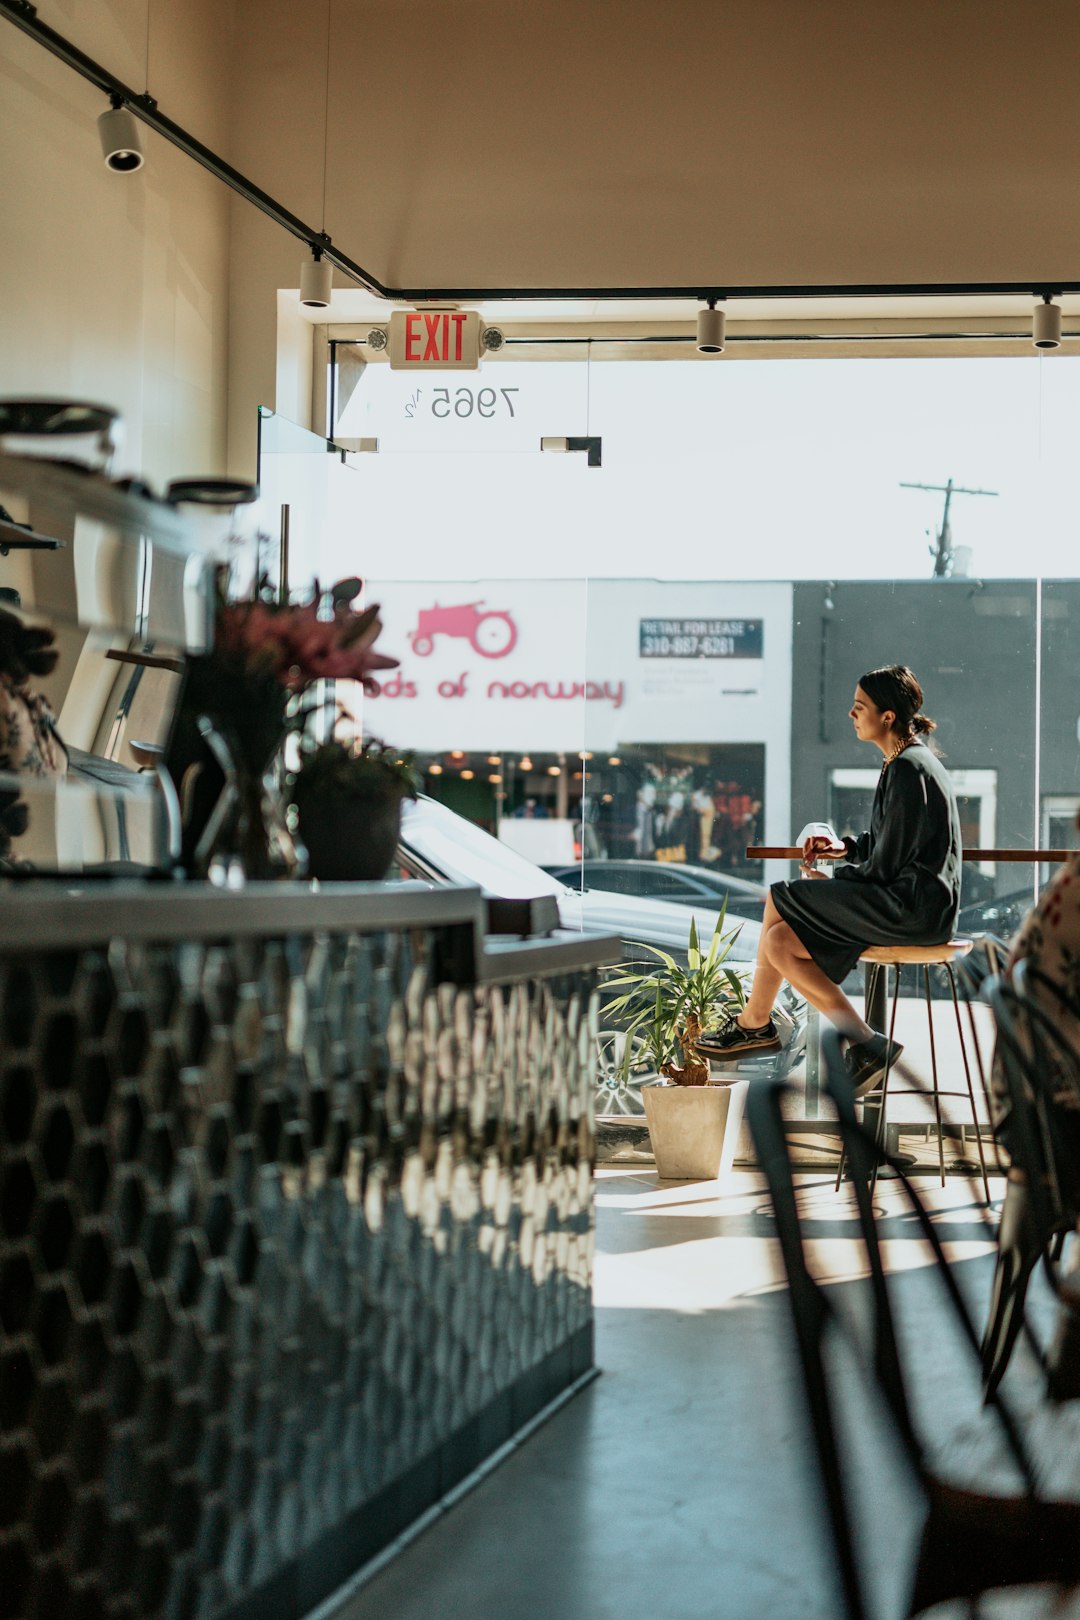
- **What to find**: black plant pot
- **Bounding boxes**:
[294,787,405,882]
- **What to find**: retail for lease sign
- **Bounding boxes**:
[639,618,764,659]
[389,309,482,370]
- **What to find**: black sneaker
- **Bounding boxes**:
[844,1032,904,1098]
[698,1013,781,1059]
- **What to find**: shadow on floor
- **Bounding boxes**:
[335,1173,1078,1620]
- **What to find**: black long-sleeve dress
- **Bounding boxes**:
[770,743,963,983]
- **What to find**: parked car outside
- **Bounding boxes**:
[956,885,1040,943]
[396,797,805,1114]
[544,858,767,921]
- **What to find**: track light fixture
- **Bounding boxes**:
[697,297,725,354]
[300,245,333,308]
[1033,293,1062,350]
[97,95,144,172]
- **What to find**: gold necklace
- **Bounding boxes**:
[881,734,915,773]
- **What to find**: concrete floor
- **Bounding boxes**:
[329,1167,1080,1620]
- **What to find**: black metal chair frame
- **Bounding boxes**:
[980,967,1080,1399]
[748,1047,1080,1620]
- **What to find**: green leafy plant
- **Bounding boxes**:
[290,737,421,804]
[600,909,750,1086]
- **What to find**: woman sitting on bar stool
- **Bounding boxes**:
[699,664,962,1096]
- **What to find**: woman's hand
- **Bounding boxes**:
[801,834,845,875]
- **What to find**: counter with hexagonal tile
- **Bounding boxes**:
[0,883,616,1620]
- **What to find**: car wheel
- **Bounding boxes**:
[595,1030,653,1116]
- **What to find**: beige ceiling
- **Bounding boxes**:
[240,0,1080,296]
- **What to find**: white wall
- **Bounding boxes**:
[0,0,234,487]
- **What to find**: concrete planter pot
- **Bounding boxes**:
[642,1079,749,1181]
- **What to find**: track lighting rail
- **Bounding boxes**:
[4,0,1080,310]
[0,0,387,296]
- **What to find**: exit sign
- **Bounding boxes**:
[389,309,482,370]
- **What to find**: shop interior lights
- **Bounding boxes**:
[696,297,725,354]
[300,246,333,309]
[97,95,144,172]
[460,769,475,780]
[427,763,443,775]
[1033,294,1062,350]
[300,0,334,308]
[519,756,534,772]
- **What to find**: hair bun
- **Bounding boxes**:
[911,712,936,735]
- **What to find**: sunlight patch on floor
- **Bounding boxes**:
[593,1167,1004,1311]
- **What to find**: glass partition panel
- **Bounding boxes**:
[326,356,593,581]
[582,577,788,890]
[308,348,1080,1128]
[580,355,1079,582]
[1039,580,1080,890]
[359,575,587,864]
[253,407,360,594]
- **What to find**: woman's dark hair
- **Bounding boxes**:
[859,664,937,739]
[0,608,59,684]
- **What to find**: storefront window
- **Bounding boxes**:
[266,354,1080,898]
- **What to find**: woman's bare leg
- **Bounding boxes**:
[736,896,876,1041]
[738,894,786,1026]
[763,920,874,1041]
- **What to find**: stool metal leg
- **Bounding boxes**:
[962,990,995,1125]
[946,964,992,1205]
[869,965,902,1197]
[923,963,947,1187]
[835,960,890,1191]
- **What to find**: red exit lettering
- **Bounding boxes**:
[416,311,467,362]
[390,309,479,369]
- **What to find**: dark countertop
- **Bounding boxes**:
[479,929,620,982]
[0,878,619,983]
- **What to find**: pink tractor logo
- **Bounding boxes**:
[409,600,518,659]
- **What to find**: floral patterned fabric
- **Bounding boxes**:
[1008,853,1080,1043]
[991,853,1080,1134]
[0,672,67,778]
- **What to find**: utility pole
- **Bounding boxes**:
[900,479,997,577]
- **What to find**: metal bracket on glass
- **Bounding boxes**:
[0,515,64,556]
[540,436,603,468]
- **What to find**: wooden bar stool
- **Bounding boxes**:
[834,938,992,1204]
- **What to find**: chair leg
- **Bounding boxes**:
[982,1177,1043,1399]
[923,964,947,1188]
[947,965,992,1206]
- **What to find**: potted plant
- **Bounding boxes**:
[170,572,399,880]
[289,736,420,881]
[601,912,753,1180]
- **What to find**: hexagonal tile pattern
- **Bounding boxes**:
[0,929,598,1617]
